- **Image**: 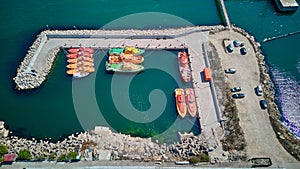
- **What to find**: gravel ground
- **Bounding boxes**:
[209,30,298,166]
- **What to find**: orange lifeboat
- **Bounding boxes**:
[84,52,93,57]
[185,88,197,117]
[67,53,78,59]
[66,64,77,69]
[178,51,191,83]
[84,67,95,73]
[84,48,94,54]
[67,58,77,63]
[68,48,79,53]
[83,62,94,67]
[175,88,187,118]
[66,69,76,75]
[83,57,94,62]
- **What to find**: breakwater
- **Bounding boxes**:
[13,26,224,90]
[263,30,300,43]
[0,125,211,162]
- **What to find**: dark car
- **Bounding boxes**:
[260,100,268,109]
[233,40,240,47]
[232,93,245,99]
[240,47,247,55]
[231,87,242,92]
[226,45,233,53]
[225,68,236,74]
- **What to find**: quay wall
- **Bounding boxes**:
[13,25,224,90]
[274,0,299,12]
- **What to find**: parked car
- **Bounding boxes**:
[233,40,240,47]
[260,100,268,109]
[225,68,236,74]
[255,85,263,96]
[232,93,245,98]
[231,87,242,92]
[226,45,233,53]
[240,47,247,55]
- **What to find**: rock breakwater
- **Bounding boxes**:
[0,126,210,162]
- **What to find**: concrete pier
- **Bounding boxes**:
[218,0,231,29]
[275,0,299,12]
[13,26,224,90]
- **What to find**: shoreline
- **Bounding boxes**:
[9,25,300,165]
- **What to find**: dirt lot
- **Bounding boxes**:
[209,30,298,165]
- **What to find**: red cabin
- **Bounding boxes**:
[203,68,211,82]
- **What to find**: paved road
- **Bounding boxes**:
[209,30,298,166]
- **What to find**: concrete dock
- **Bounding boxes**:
[13,26,223,90]
[218,0,231,29]
[275,0,299,12]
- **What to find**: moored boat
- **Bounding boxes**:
[175,88,187,118]
[84,51,93,57]
[109,47,124,55]
[67,53,78,59]
[185,88,197,117]
[73,72,89,78]
[66,69,76,75]
[84,47,94,54]
[67,58,78,63]
[83,67,95,73]
[83,62,94,67]
[106,62,144,73]
[123,54,144,64]
[66,47,95,78]
[124,46,144,55]
[83,57,94,62]
[66,64,77,69]
[68,48,79,53]
[178,51,191,83]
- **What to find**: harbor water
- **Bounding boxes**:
[0,0,299,141]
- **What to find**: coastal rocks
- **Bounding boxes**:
[0,125,211,163]
[0,121,9,138]
[13,39,60,90]
[168,132,209,160]
[0,125,83,161]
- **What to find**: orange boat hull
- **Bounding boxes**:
[185,88,197,117]
[178,52,191,83]
[67,54,78,59]
[175,88,187,118]
[68,48,79,53]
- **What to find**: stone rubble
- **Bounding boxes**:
[0,126,210,162]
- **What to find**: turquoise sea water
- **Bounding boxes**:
[0,0,299,141]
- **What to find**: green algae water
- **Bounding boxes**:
[0,0,299,141]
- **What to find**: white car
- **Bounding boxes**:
[256,85,263,96]
[225,68,236,74]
